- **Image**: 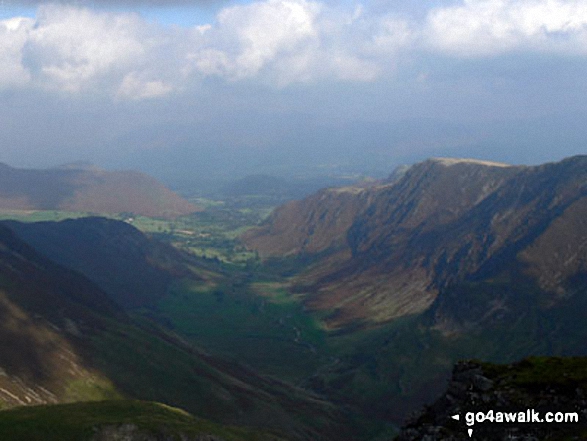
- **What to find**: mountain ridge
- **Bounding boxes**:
[3,217,197,309]
[242,155,587,328]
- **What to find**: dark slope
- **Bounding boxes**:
[0,225,349,440]
[0,223,124,407]
[0,163,197,218]
[4,217,194,309]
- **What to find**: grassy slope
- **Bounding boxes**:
[78,304,349,441]
[152,277,330,382]
[306,276,587,425]
[0,400,283,441]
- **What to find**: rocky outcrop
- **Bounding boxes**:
[396,357,587,441]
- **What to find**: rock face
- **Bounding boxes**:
[396,357,587,441]
[0,162,197,218]
[242,156,587,329]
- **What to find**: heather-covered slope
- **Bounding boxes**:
[0,163,197,218]
[243,156,587,328]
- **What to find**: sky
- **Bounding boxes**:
[0,0,586,183]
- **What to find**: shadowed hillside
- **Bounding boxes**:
[4,217,196,309]
[0,224,351,440]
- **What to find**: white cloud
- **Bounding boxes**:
[425,0,587,56]
[1,0,587,98]
[0,1,414,94]
[25,5,149,92]
[187,0,411,85]
[188,0,321,82]
[116,72,174,99]
[0,17,34,88]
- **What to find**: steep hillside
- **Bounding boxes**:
[242,186,372,258]
[0,163,197,218]
[0,224,349,440]
[0,224,124,407]
[243,156,587,328]
[4,217,197,309]
[239,155,587,429]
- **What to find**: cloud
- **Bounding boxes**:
[424,0,587,56]
[188,0,411,84]
[0,0,415,95]
[196,0,321,80]
[24,5,149,92]
[116,72,174,99]
[1,0,587,99]
[7,4,192,98]
[0,17,34,88]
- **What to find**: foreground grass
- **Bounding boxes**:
[0,400,283,441]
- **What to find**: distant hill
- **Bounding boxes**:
[0,223,348,440]
[0,163,197,218]
[219,174,371,205]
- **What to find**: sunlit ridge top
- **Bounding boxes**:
[430,157,512,168]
